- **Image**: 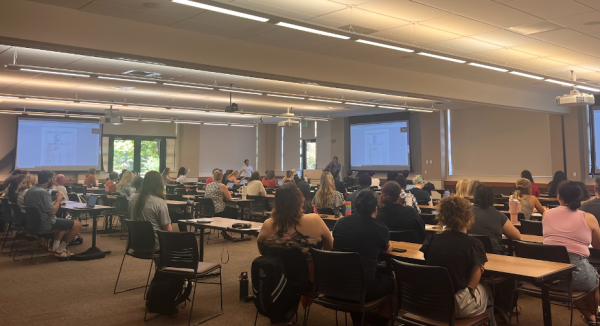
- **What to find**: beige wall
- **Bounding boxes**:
[0,115,17,179]
[103,121,176,137]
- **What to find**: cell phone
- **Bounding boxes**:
[392,248,407,253]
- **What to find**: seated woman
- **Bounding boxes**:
[84,168,97,188]
[467,180,483,198]
[205,168,220,185]
[176,166,188,183]
[409,175,433,206]
[130,176,143,197]
[512,178,545,220]
[258,182,332,260]
[247,171,267,197]
[222,169,232,185]
[521,170,540,197]
[161,167,173,185]
[543,181,600,325]
[331,169,347,197]
[116,171,135,197]
[547,170,567,197]
[281,170,294,184]
[262,169,279,189]
[227,170,241,187]
[469,184,521,254]
[205,169,238,219]
[17,173,38,212]
[420,195,495,325]
[53,174,68,200]
[577,181,591,203]
[105,171,119,193]
[454,179,470,198]
[312,172,345,216]
[376,181,426,243]
[5,174,24,202]
[369,171,380,188]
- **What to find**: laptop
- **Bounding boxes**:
[226,182,234,188]
[239,179,248,186]
[86,194,98,208]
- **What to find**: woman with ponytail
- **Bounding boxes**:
[543,181,600,325]
[511,178,545,220]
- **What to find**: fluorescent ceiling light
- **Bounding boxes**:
[467,63,508,72]
[304,118,329,121]
[20,68,90,78]
[276,22,350,40]
[123,118,139,121]
[175,121,203,124]
[267,94,305,99]
[163,83,213,90]
[408,108,433,113]
[98,76,157,84]
[148,120,172,123]
[418,52,466,63]
[0,95,19,99]
[219,89,262,95]
[0,111,21,114]
[378,105,406,110]
[308,98,342,104]
[79,102,106,105]
[204,123,228,126]
[230,124,254,127]
[345,102,376,107]
[545,79,574,86]
[26,98,73,103]
[172,0,269,22]
[509,71,544,80]
[355,39,413,52]
[576,85,600,92]
[170,108,195,112]
[128,105,167,109]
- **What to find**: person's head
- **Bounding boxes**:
[512,178,531,199]
[108,171,119,181]
[368,171,375,177]
[402,170,410,178]
[437,195,474,231]
[346,171,353,177]
[133,176,143,189]
[249,171,261,182]
[213,169,224,184]
[521,170,534,183]
[285,170,293,178]
[271,182,305,231]
[558,180,583,211]
[11,170,19,176]
[161,167,171,179]
[116,171,135,189]
[177,166,187,177]
[354,189,378,217]
[358,173,372,187]
[224,170,233,179]
[37,170,54,189]
[332,156,338,164]
[244,159,249,166]
[55,174,66,186]
[21,170,29,175]
[88,168,96,175]
[473,184,494,209]
[386,171,398,182]
[228,170,239,179]
[315,172,335,208]
[413,175,425,187]
[379,181,401,207]
[291,169,297,177]
[467,180,483,196]
[552,170,567,183]
[266,169,275,180]
[576,182,590,201]
[133,171,165,219]
[395,175,407,190]
[17,173,38,193]
[455,179,470,197]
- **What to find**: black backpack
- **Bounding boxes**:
[251,248,308,323]
[146,271,193,315]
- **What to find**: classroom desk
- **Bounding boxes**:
[388,241,575,326]
[86,187,106,194]
[180,217,262,261]
[61,201,114,260]
[228,198,254,219]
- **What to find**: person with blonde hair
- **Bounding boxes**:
[511,178,545,220]
[116,170,135,197]
[409,175,433,206]
[312,172,345,216]
[161,167,172,184]
[53,174,68,200]
[17,173,38,212]
[205,169,238,219]
[227,170,240,186]
[455,179,470,198]
[467,180,483,197]
[282,170,294,184]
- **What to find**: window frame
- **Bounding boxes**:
[107,135,169,174]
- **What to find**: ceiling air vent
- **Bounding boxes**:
[338,24,378,35]
[123,70,162,79]
[508,21,564,35]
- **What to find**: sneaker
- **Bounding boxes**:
[53,249,70,259]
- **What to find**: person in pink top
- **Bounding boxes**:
[543,181,600,325]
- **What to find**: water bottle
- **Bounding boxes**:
[186,197,193,217]
[241,185,248,200]
[239,272,249,301]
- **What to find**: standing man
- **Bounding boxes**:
[239,159,254,179]
[326,156,343,181]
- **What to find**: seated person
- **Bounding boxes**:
[53,174,69,200]
[116,171,135,197]
[161,167,173,185]
[581,177,600,223]
[205,169,238,219]
[84,168,97,188]
[521,170,540,197]
[24,170,83,258]
[130,176,143,197]
[369,171,380,188]
[247,171,267,197]
[5,173,25,203]
[420,195,495,324]
[511,178,545,220]
[312,172,345,216]
[376,181,426,243]
[544,181,600,325]
[547,170,568,198]
[409,175,433,206]
[343,171,356,187]
[467,180,483,198]
[205,168,219,185]
[17,173,38,213]
[346,173,379,213]
[386,171,398,185]
[105,171,119,193]
[577,181,591,203]
[331,169,347,197]
[281,170,294,184]
[128,171,172,251]
[469,185,521,254]
[395,175,420,213]
[402,170,412,185]
[295,177,314,214]
[332,190,394,326]
[454,179,470,198]
[262,169,279,189]
[176,166,188,183]
[227,170,241,187]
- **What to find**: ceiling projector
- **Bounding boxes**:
[278,119,299,127]
[556,89,595,107]
[101,116,123,124]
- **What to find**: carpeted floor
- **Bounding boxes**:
[0,220,581,326]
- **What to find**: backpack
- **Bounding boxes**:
[146,271,193,315]
[251,248,308,323]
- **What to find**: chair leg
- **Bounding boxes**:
[12,236,22,261]
[335,310,338,326]
[114,254,127,294]
[188,277,198,326]
[303,303,311,326]
[253,310,259,326]
[144,260,154,299]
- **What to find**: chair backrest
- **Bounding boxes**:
[174,187,187,195]
[392,259,456,325]
[469,234,494,254]
[416,199,430,206]
[115,196,129,214]
[24,206,43,233]
[1,197,12,221]
[389,230,418,243]
[310,248,366,303]
[513,240,570,264]
[196,197,215,217]
[247,195,265,213]
[520,220,543,236]
[419,213,437,225]
[72,185,86,194]
[166,194,183,201]
[157,231,199,271]
[10,203,26,226]
[316,207,335,215]
[124,219,155,253]
[67,193,80,202]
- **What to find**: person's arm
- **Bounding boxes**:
[48,192,64,216]
[158,201,172,231]
[531,197,545,215]
[428,195,433,207]
[259,184,266,197]
[220,184,233,201]
[502,219,521,240]
[468,264,485,289]
[231,177,240,186]
[311,215,334,250]
[162,223,173,231]
[584,212,600,250]
[256,219,274,255]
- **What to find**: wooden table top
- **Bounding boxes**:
[183,217,262,231]
[165,200,188,206]
[389,241,575,281]
[61,200,112,211]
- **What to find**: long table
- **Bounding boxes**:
[60,200,114,260]
[388,241,575,326]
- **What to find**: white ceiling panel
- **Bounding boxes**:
[171,19,258,39]
[372,24,461,45]
[534,29,600,54]
[353,51,432,67]
[511,42,573,57]
[473,48,537,63]
[310,7,409,32]
[232,0,346,18]
[470,30,535,47]
[434,37,503,54]
[511,57,572,72]
[357,0,450,22]
[413,0,495,13]
[80,1,183,26]
[502,0,593,20]
[97,0,207,19]
[242,33,326,51]
[546,52,599,66]
[188,10,278,34]
[420,15,497,36]
[2,47,84,68]
[576,0,600,11]
[461,4,542,28]
[26,0,92,9]
[553,11,600,35]
[304,40,388,58]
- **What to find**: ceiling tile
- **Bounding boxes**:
[372,24,461,45]
[461,4,543,28]
[554,11,600,35]
[471,30,535,47]
[511,42,573,57]
[309,8,408,32]
[433,37,503,54]
[534,28,600,54]
[8,47,85,67]
[171,19,258,39]
[97,0,206,19]
[420,15,497,36]
[241,33,322,51]
[303,40,388,59]
[188,11,277,34]
[231,0,346,20]
[61,56,147,75]
[576,0,600,11]
[412,0,494,12]
[474,48,537,63]
[357,0,450,22]
[80,1,183,26]
[26,0,92,9]
[354,51,431,66]
[502,0,593,20]
[511,57,572,72]
[546,52,599,65]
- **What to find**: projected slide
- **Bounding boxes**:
[350,121,410,171]
[16,118,101,171]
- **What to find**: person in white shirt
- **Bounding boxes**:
[239,159,254,179]
[176,166,188,183]
[369,172,380,188]
[247,171,267,197]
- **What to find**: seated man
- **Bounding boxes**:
[24,170,83,258]
[346,173,379,214]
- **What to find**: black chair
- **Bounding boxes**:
[1,198,16,253]
[391,259,489,326]
[389,230,418,244]
[307,248,394,326]
[147,231,222,325]
[114,220,156,295]
[112,196,130,239]
[469,234,494,254]
[247,195,269,222]
[71,184,86,194]
[196,198,215,218]
[174,186,187,195]
[67,193,81,202]
[419,213,437,225]
[316,207,336,215]
[16,207,56,264]
[520,220,543,236]
[513,241,593,326]
[166,194,183,201]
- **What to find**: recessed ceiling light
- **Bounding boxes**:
[355,39,413,52]
[576,85,600,92]
[378,105,406,110]
[20,68,90,78]
[418,52,466,63]
[204,123,229,126]
[545,79,574,86]
[0,111,21,114]
[172,0,269,22]
[98,76,157,84]
[79,102,106,105]
[345,102,376,107]
[408,108,433,113]
[509,71,544,80]
[266,94,305,99]
[308,98,342,103]
[175,121,203,124]
[230,124,255,127]
[163,83,213,90]
[468,63,508,72]
[276,22,350,39]
[219,89,262,95]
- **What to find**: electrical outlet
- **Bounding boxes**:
[573,172,577,177]
[425,170,428,174]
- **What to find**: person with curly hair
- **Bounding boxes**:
[420,195,495,325]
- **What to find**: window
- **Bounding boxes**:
[140,140,161,174]
[108,136,168,175]
[303,139,317,170]
[112,139,134,172]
